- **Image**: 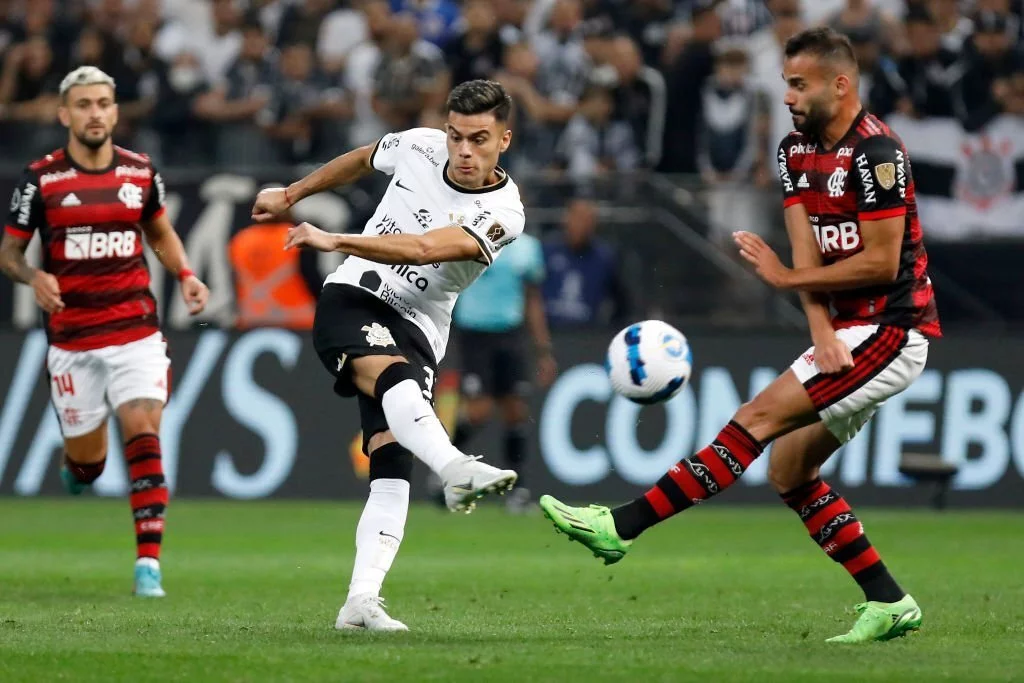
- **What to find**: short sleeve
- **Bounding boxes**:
[777,135,802,208]
[851,135,907,220]
[459,205,526,265]
[141,165,167,222]
[369,131,404,175]
[5,169,44,239]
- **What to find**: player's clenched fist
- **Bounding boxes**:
[31,271,64,313]
[180,274,209,316]
[813,334,855,375]
[251,187,292,221]
[284,222,337,252]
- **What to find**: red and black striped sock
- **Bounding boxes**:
[611,420,764,540]
[125,433,168,561]
[782,478,905,603]
[64,452,106,483]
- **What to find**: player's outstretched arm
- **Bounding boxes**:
[284,221,484,265]
[142,213,209,315]
[251,143,376,221]
[0,232,64,313]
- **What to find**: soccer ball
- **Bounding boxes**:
[605,320,692,404]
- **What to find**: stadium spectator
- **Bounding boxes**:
[372,12,448,131]
[929,0,974,53]
[871,6,959,119]
[748,0,804,179]
[592,35,666,168]
[658,1,719,174]
[553,84,639,180]
[318,0,371,74]
[528,0,591,110]
[827,0,903,54]
[953,10,1024,130]
[150,50,216,164]
[208,19,280,165]
[610,0,678,67]
[0,36,62,156]
[444,0,504,87]
[542,198,632,328]
[391,0,462,48]
[263,42,352,163]
[492,0,531,43]
[277,0,334,49]
[113,19,164,146]
[192,0,243,89]
[699,47,770,193]
[345,0,395,147]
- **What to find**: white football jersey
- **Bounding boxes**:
[325,127,525,361]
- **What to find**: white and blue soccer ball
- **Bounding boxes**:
[605,320,692,404]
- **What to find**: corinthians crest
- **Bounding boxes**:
[956,134,1014,210]
[362,323,396,347]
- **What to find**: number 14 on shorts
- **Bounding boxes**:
[53,372,75,397]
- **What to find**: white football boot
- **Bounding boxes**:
[335,593,409,632]
[439,455,518,513]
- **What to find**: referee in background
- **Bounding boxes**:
[442,230,557,512]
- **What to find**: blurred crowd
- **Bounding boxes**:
[1,0,1021,179]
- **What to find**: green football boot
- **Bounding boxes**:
[826,594,922,643]
[538,495,632,565]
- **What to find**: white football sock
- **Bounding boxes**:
[380,379,465,475]
[348,478,410,600]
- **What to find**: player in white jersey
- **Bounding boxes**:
[251,80,525,631]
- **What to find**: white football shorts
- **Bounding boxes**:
[47,331,170,438]
[790,324,928,444]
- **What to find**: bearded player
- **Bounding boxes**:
[0,67,209,597]
[251,80,525,630]
[540,28,940,643]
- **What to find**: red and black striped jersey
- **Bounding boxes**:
[4,146,166,350]
[778,110,941,337]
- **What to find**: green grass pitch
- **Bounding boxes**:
[1,498,1022,682]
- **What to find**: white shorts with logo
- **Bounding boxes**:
[47,331,170,438]
[790,325,928,444]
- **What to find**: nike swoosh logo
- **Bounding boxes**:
[379,531,400,541]
[395,178,413,192]
[452,480,474,491]
[414,415,430,422]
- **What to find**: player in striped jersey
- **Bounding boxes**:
[540,28,939,644]
[0,67,209,598]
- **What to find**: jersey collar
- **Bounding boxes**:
[442,162,509,194]
[816,108,867,154]
[63,146,119,175]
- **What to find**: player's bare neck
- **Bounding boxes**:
[67,139,114,172]
[820,100,864,152]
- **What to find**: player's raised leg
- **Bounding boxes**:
[351,355,517,513]
[769,423,920,642]
[336,431,411,631]
[540,368,815,564]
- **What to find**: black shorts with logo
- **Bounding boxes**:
[456,328,530,399]
[313,283,438,452]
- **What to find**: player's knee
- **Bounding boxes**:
[368,441,414,482]
[373,361,420,399]
[733,399,775,440]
